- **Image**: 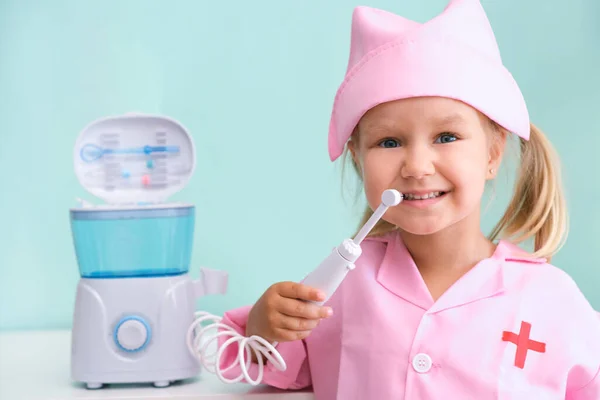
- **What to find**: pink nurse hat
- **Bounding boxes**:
[327,0,530,161]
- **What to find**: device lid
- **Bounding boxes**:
[74,113,195,204]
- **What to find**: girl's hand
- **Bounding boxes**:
[245,281,333,342]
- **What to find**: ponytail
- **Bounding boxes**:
[489,123,568,261]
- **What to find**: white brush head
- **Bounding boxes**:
[381,189,403,207]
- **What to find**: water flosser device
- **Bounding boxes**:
[188,189,402,385]
[300,189,403,304]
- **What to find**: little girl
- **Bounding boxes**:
[216,0,600,398]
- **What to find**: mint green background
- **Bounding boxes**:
[0,0,598,331]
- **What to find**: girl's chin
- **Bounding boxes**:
[394,217,453,236]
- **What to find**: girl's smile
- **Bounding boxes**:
[400,190,451,209]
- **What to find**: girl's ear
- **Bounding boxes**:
[347,139,363,177]
[487,126,508,180]
[347,139,357,163]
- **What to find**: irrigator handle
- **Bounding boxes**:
[300,189,402,305]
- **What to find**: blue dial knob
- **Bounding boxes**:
[113,316,151,352]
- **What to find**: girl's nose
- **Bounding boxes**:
[401,146,435,180]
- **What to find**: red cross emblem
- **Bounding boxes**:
[502,321,546,369]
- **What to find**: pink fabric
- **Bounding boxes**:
[218,232,600,399]
[327,0,530,161]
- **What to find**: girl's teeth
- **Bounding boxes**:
[404,191,443,200]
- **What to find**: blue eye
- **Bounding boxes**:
[379,139,400,148]
[436,133,457,144]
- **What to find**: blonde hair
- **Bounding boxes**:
[342,121,569,261]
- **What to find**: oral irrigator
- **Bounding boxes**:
[69,113,228,389]
[186,189,402,385]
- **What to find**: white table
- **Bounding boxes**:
[0,330,315,400]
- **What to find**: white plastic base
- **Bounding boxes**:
[71,274,205,388]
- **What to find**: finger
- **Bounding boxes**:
[275,313,321,331]
[277,297,332,319]
[272,327,313,342]
[277,282,326,303]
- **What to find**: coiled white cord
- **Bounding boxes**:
[186,311,287,386]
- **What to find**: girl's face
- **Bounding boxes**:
[349,96,505,236]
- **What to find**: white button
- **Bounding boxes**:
[117,319,148,351]
[412,353,432,373]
